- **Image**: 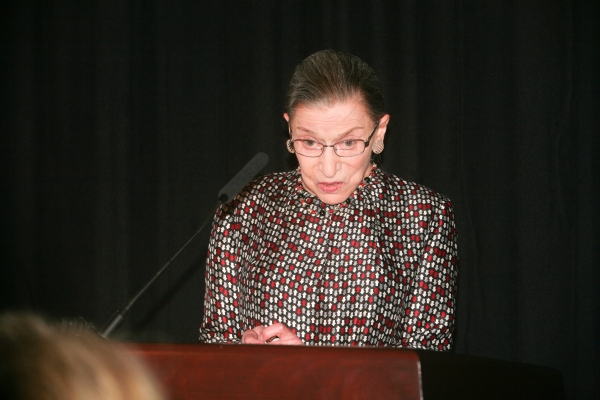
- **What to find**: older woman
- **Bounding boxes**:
[199,50,458,350]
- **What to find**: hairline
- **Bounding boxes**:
[287,92,377,123]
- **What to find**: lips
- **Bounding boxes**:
[318,182,343,193]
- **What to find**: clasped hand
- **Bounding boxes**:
[241,322,304,345]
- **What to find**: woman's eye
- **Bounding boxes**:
[340,140,357,148]
[302,140,319,148]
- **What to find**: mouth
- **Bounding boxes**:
[318,182,343,193]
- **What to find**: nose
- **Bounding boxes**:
[319,146,340,178]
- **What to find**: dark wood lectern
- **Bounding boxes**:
[131,343,564,400]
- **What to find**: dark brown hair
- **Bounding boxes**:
[286,50,385,122]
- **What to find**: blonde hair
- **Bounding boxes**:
[0,313,165,400]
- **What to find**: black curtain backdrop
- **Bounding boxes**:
[1,1,598,399]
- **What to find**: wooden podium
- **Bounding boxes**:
[131,343,564,400]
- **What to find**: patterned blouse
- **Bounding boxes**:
[198,166,458,350]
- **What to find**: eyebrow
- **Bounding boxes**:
[295,126,365,140]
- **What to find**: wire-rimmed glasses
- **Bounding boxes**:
[287,121,379,158]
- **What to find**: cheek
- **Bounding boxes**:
[296,156,315,178]
[347,154,371,176]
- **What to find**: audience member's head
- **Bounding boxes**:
[0,313,165,400]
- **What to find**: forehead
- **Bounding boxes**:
[290,99,371,134]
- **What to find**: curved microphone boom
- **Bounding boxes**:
[100,152,269,338]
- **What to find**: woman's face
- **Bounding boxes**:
[284,98,389,205]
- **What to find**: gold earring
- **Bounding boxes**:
[372,141,384,154]
[286,140,295,154]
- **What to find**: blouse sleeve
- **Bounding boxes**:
[400,198,458,351]
[198,203,243,343]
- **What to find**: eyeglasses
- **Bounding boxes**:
[286,121,380,158]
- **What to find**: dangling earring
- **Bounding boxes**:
[286,139,295,154]
[372,141,384,154]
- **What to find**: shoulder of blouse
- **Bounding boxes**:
[369,167,454,210]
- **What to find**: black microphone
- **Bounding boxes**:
[99,152,269,338]
[218,152,269,203]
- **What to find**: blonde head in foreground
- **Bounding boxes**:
[0,313,165,400]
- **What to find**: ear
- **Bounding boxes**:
[283,113,292,136]
[375,114,390,142]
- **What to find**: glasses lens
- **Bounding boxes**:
[334,140,366,157]
[294,140,322,157]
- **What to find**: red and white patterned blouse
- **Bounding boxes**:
[199,165,458,350]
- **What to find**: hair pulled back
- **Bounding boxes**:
[286,50,385,122]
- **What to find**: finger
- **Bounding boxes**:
[260,322,287,341]
[241,326,265,344]
[269,331,303,345]
[261,322,287,335]
[243,336,266,345]
[241,331,258,344]
[253,325,267,336]
[268,338,301,345]
[262,323,303,345]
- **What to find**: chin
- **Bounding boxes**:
[317,192,349,205]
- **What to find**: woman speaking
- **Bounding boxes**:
[199,50,458,351]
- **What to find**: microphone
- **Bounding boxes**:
[99,152,269,338]
[218,152,269,203]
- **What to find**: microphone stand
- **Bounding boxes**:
[99,203,220,338]
[99,152,268,338]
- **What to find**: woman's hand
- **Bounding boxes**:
[241,322,304,345]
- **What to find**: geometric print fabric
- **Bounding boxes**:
[199,166,458,351]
